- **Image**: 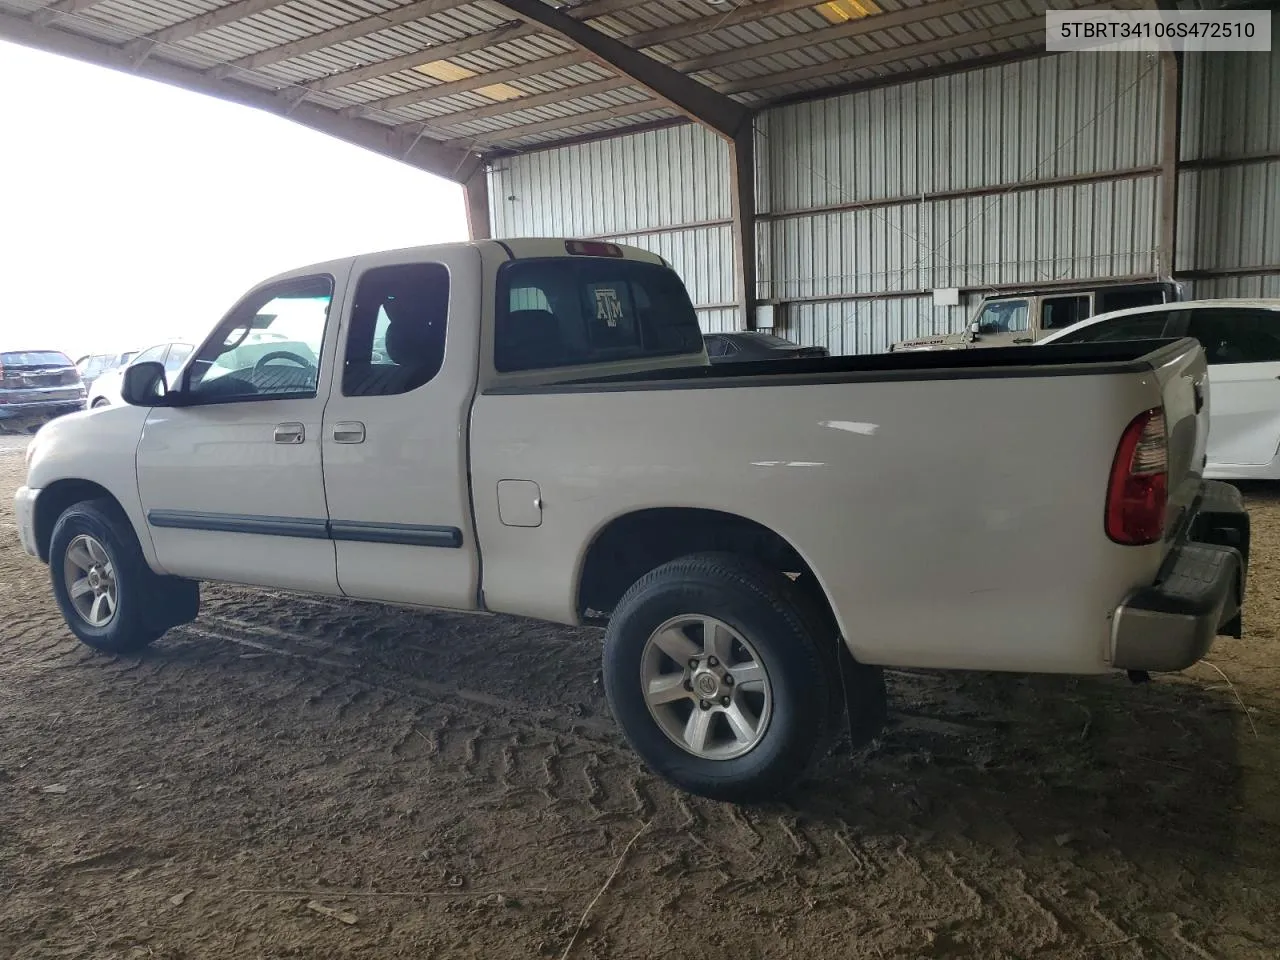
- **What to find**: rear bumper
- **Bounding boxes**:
[1111,481,1249,672]
[0,399,85,424]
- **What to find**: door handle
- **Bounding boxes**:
[274,422,305,444]
[332,421,366,444]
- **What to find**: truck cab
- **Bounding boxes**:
[890,281,1183,352]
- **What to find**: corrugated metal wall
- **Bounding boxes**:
[759,52,1163,352]
[759,179,1159,301]
[758,54,1160,212]
[488,124,739,330]
[1179,43,1280,296]
[485,44,1280,354]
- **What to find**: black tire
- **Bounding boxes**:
[49,498,197,653]
[90,398,109,408]
[602,552,840,803]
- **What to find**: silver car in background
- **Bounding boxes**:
[0,349,86,433]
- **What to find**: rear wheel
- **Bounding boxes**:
[90,398,109,408]
[49,499,198,653]
[603,553,843,802]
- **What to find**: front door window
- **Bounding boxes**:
[182,277,333,403]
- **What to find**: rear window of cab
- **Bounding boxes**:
[495,258,704,372]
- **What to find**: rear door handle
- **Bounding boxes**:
[332,421,366,444]
[274,422,305,444]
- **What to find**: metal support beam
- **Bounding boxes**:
[483,0,750,138]
[444,97,667,149]
[230,0,481,72]
[670,0,1007,75]
[464,167,492,240]
[149,0,292,47]
[370,50,584,113]
[715,19,1046,96]
[0,11,481,184]
[729,125,758,331]
[1160,50,1183,279]
[309,20,535,94]
[229,0,645,75]
[430,76,632,126]
[31,0,100,26]
[383,7,1048,135]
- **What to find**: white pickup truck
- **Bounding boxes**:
[15,239,1250,801]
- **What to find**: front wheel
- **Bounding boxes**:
[49,499,197,653]
[602,553,841,802]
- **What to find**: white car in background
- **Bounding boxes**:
[88,342,193,408]
[75,350,137,390]
[1039,299,1280,479]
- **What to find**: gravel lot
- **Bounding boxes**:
[2,437,1279,959]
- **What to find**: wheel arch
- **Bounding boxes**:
[34,479,127,563]
[575,507,838,634]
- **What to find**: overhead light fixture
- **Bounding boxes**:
[415,60,477,82]
[816,0,881,25]
[476,82,525,101]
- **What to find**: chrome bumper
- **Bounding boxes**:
[1111,481,1249,672]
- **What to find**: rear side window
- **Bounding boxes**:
[1053,312,1171,344]
[2,351,71,367]
[342,263,449,397]
[1097,287,1170,313]
[1185,309,1280,365]
[1041,295,1090,331]
[495,259,704,372]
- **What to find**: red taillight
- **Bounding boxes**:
[1106,408,1168,545]
[565,240,623,257]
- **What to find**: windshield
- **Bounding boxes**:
[976,300,1029,334]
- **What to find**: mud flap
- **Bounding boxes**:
[836,642,886,751]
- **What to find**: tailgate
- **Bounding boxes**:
[1147,337,1210,531]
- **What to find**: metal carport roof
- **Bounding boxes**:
[0,0,1135,181]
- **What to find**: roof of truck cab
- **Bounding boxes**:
[1038,298,1280,346]
[317,237,666,270]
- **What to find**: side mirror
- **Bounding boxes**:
[120,361,169,407]
[968,321,980,334]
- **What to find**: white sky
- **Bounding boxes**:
[0,40,467,361]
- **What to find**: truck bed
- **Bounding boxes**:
[471,333,1209,676]
[487,338,1189,394]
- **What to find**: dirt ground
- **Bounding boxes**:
[2,436,1279,959]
